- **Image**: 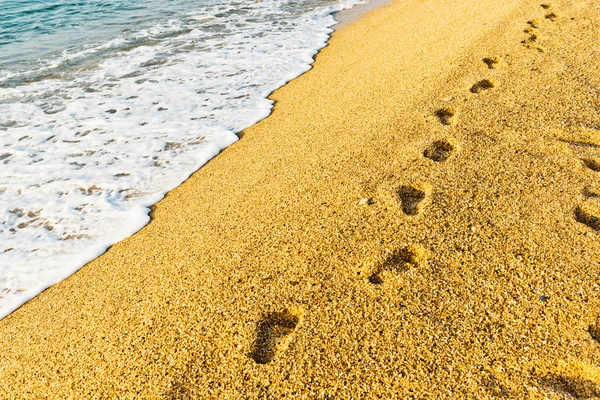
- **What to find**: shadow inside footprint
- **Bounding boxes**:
[589,322,600,344]
[575,206,600,231]
[368,273,384,285]
[582,158,600,172]
[250,309,301,364]
[424,140,455,162]
[368,245,428,285]
[471,79,496,93]
[482,57,501,69]
[435,107,457,125]
[398,184,431,215]
[522,33,539,45]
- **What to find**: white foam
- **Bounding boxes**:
[0,0,362,319]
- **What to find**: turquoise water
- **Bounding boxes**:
[0,0,212,71]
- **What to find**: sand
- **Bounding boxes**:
[1,0,600,398]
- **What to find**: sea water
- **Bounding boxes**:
[0,0,362,319]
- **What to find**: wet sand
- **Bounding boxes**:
[1,0,600,398]
[334,0,390,29]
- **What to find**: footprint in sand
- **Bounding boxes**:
[435,107,457,125]
[521,33,545,52]
[541,2,559,22]
[398,182,432,216]
[250,308,303,364]
[366,245,428,285]
[471,79,497,94]
[574,203,600,231]
[558,132,600,170]
[589,320,600,344]
[522,33,540,45]
[424,139,457,162]
[482,57,501,69]
[582,158,600,172]
[558,130,600,231]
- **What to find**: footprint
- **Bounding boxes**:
[471,79,497,94]
[522,42,545,52]
[527,19,540,28]
[589,321,600,344]
[582,158,600,172]
[435,107,457,125]
[545,12,559,21]
[424,139,457,162]
[398,182,432,216]
[575,203,600,231]
[521,34,545,52]
[541,3,552,9]
[367,245,428,285]
[522,33,540,44]
[521,32,545,52]
[250,308,303,364]
[482,57,501,69]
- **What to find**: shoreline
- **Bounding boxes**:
[333,0,391,29]
[2,0,600,397]
[0,0,382,321]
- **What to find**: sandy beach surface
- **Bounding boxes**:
[2,0,600,398]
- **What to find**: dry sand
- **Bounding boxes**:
[1,0,600,398]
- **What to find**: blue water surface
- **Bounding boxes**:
[0,0,212,71]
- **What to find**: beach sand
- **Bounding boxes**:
[2,0,600,397]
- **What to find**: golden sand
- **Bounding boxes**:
[1,0,600,397]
